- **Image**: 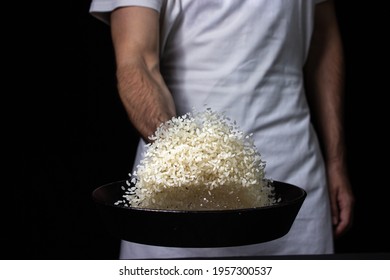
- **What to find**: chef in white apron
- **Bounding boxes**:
[90,0,354,258]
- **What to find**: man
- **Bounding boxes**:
[90,0,354,258]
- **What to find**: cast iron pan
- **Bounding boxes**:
[92,180,306,247]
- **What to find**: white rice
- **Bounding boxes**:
[118,108,277,210]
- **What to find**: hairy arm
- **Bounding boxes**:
[110,7,176,141]
[304,0,354,237]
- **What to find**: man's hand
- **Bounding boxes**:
[326,160,354,238]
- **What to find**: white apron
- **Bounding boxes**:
[90,0,333,258]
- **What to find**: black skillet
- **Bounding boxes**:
[92,180,306,247]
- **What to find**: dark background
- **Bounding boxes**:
[7,1,389,259]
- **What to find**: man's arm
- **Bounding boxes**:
[304,0,354,237]
[110,6,176,141]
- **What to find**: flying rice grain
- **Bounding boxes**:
[117,108,277,210]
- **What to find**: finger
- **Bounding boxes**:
[334,199,353,238]
[330,190,339,226]
[334,214,348,237]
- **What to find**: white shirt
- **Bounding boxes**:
[90,0,333,259]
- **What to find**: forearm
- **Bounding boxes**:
[116,59,176,141]
[110,7,176,141]
[304,0,346,168]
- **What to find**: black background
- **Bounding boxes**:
[7,1,389,259]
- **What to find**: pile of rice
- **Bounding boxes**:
[116,108,277,210]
